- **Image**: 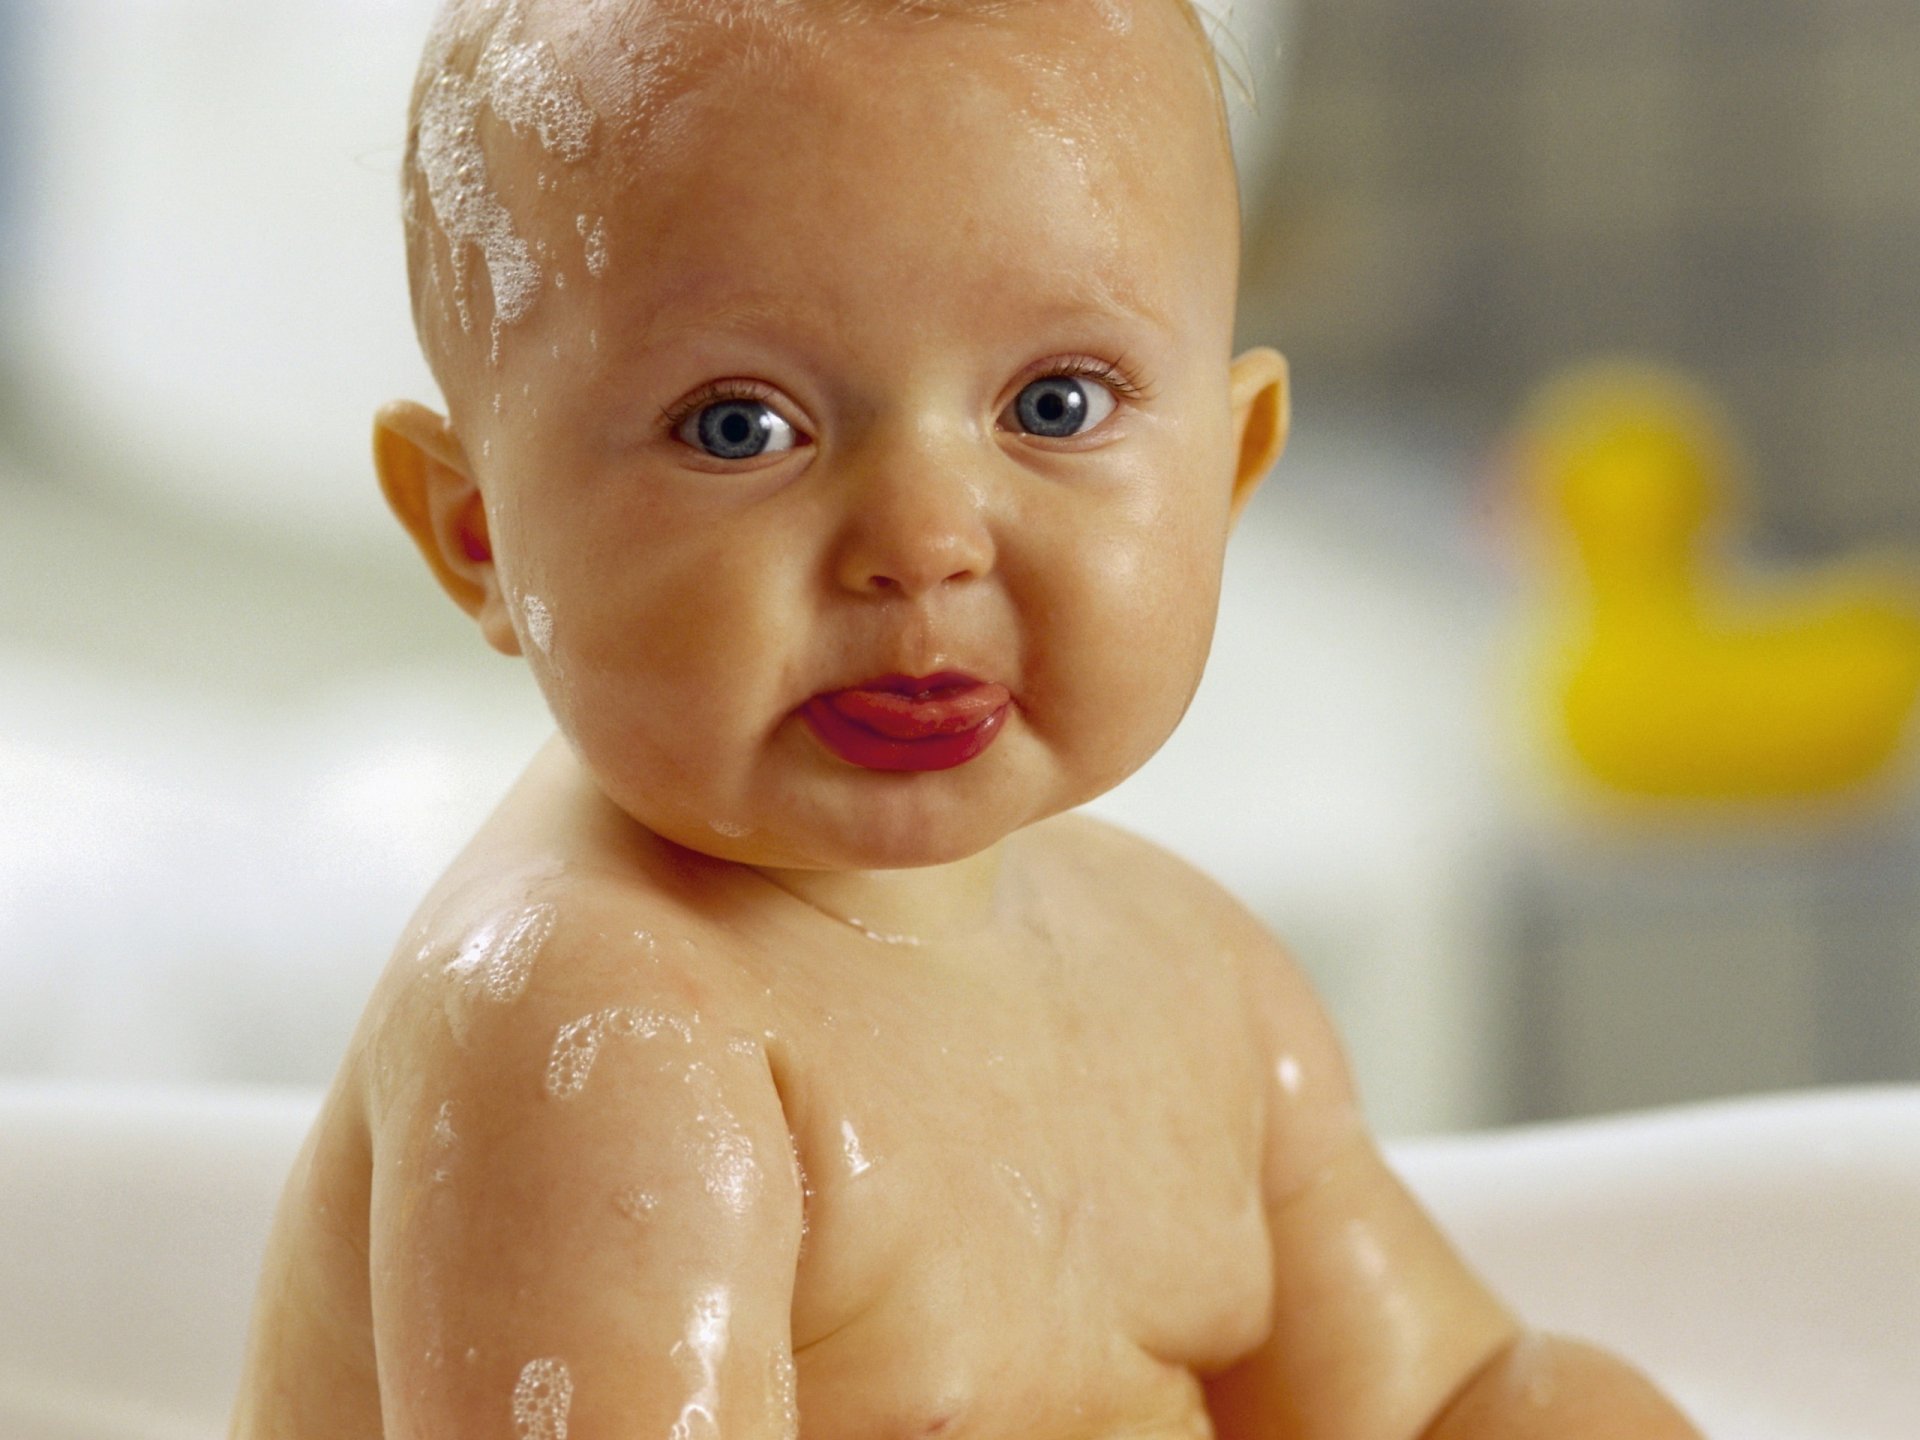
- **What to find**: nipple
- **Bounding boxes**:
[512,1357,574,1440]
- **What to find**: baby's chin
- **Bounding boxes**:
[662,795,1044,874]
[586,763,1070,875]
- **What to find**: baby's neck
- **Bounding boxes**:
[747,845,1009,951]
[531,732,1016,950]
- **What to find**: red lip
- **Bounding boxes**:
[802,673,1013,772]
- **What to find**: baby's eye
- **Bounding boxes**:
[675,398,799,460]
[1006,373,1119,438]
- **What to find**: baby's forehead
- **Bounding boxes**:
[406,0,1228,377]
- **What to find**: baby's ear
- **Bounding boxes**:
[373,401,523,657]
[1227,348,1290,527]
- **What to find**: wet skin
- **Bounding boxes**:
[234,740,1340,1438]
[232,1,1703,1435]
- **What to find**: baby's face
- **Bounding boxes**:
[410,0,1281,874]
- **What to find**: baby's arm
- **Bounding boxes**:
[1201,916,1702,1440]
[366,917,803,1439]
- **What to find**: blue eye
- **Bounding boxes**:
[678,399,798,460]
[1011,374,1118,438]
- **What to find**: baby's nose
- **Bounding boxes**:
[832,444,997,599]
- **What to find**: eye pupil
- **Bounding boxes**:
[697,401,772,458]
[1016,377,1090,437]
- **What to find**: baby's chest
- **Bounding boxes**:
[777,997,1273,1431]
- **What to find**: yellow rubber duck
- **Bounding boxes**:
[1512,361,1920,799]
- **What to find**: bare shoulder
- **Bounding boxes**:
[1027,809,1250,928]
[356,854,780,1147]
[1034,810,1363,1193]
[345,864,804,1436]
[1031,810,1311,975]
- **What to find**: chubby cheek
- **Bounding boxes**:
[497,505,808,819]
[1027,497,1224,794]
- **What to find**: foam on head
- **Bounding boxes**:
[408,0,599,363]
[400,0,1234,395]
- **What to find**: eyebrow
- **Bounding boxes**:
[1038,272,1177,338]
[630,269,1176,353]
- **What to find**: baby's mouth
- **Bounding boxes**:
[823,675,1009,736]
[801,673,1013,771]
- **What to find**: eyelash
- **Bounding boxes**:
[657,355,1153,440]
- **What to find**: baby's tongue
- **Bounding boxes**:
[828,682,1010,738]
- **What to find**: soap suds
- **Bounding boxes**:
[413,0,598,355]
[577,213,610,276]
[443,902,558,1043]
[682,1060,763,1213]
[546,1006,695,1098]
[522,594,555,652]
[513,1356,574,1440]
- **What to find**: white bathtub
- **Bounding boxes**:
[2,1084,1914,1440]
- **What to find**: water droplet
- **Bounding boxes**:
[1277,1054,1303,1098]
[616,1186,661,1220]
[839,1118,874,1177]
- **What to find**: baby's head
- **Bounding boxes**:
[377,0,1288,874]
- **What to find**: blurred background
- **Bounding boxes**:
[1,0,1916,1137]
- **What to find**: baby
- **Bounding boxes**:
[233,1,1703,1436]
